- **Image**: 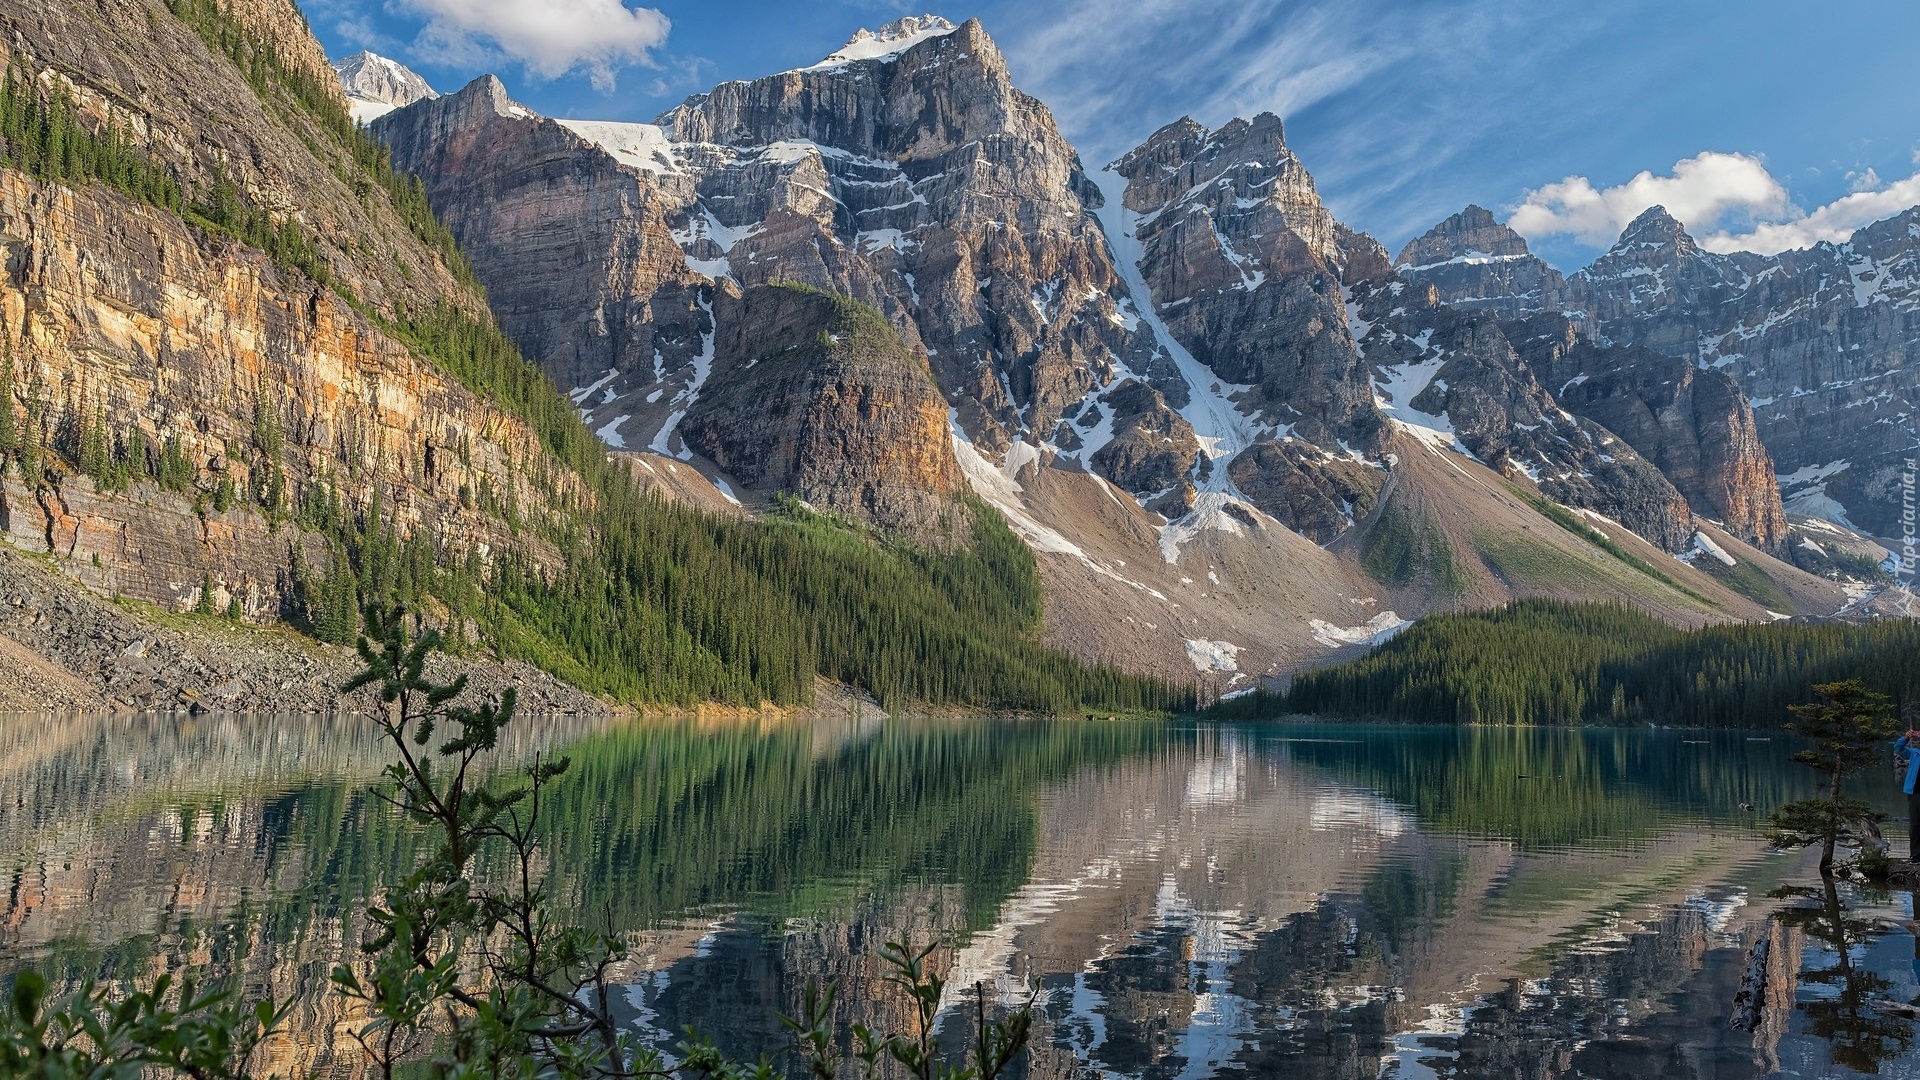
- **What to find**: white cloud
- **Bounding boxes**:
[1507,152,1788,247]
[399,0,669,92]
[1699,172,1920,253]
[1848,167,1882,193]
[1507,151,1920,255]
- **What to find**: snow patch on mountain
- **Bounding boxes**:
[556,120,680,175]
[1372,357,1471,457]
[350,100,397,124]
[1158,492,1256,564]
[1678,530,1737,567]
[1091,167,1262,481]
[648,297,715,458]
[1185,638,1241,673]
[802,15,958,71]
[1309,612,1410,648]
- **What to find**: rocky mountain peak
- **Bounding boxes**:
[1392,205,1567,319]
[1111,111,1334,264]
[334,50,438,125]
[1614,204,1693,252]
[1394,205,1532,268]
[335,51,436,106]
[801,14,960,70]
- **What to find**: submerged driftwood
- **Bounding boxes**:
[1730,930,1772,1031]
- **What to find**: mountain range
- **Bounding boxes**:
[366,15,1913,682]
[0,2,1909,708]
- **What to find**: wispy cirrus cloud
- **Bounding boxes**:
[396,0,671,92]
[1507,151,1920,255]
[994,0,1617,245]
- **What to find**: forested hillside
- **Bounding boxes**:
[0,0,1185,713]
[1215,600,1920,727]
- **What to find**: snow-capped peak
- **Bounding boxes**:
[802,15,958,71]
[333,50,437,125]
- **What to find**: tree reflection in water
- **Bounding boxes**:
[1770,879,1915,1072]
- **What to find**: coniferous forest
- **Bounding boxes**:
[1214,600,1920,728]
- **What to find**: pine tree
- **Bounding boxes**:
[1765,680,1900,875]
[0,354,16,472]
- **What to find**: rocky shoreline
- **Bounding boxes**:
[0,546,610,717]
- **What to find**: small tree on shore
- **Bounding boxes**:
[1765,680,1899,875]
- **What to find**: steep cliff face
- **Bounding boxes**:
[682,285,963,536]
[0,0,594,634]
[0,170,570,617]
[1509,315,1791,552]
[1349,283,1694,550]
[1109,114,1376,450]
[1097,114,1391,537]
[373,75,712,447]
[0,0,471,320]
[1569,205,1920,536]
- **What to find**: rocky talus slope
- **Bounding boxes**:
[0,545,601,714]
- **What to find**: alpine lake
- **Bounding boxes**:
[7,713,1920,1079]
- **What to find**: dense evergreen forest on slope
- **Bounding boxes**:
[1212,600,1920,727]
[0,5,1187,712]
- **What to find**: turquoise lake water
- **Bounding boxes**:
[3,714,1917,1078]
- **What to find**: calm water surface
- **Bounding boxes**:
[4,714,1919,1078]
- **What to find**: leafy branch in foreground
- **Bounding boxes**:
[333,602,1036,1078]
[1,971,288,1080]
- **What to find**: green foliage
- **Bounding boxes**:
[1698,552,1793,611]
[1765,680,1898,873]
[194,573,217,617]
[0,68,183,210]
[0,970,288,1079]
[161,0,478,290]
[0,354,16,473]
[1510,485,1706,602]
[1214,599,1920,727]
[1360,504,1460,592]
[156,436,196,494]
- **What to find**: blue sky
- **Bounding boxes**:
[307,0,1920,270]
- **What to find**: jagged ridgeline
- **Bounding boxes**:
[1217,600,1920,726]
[0,0,1184,712]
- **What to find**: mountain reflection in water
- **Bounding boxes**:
[3,715,1919,1078]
